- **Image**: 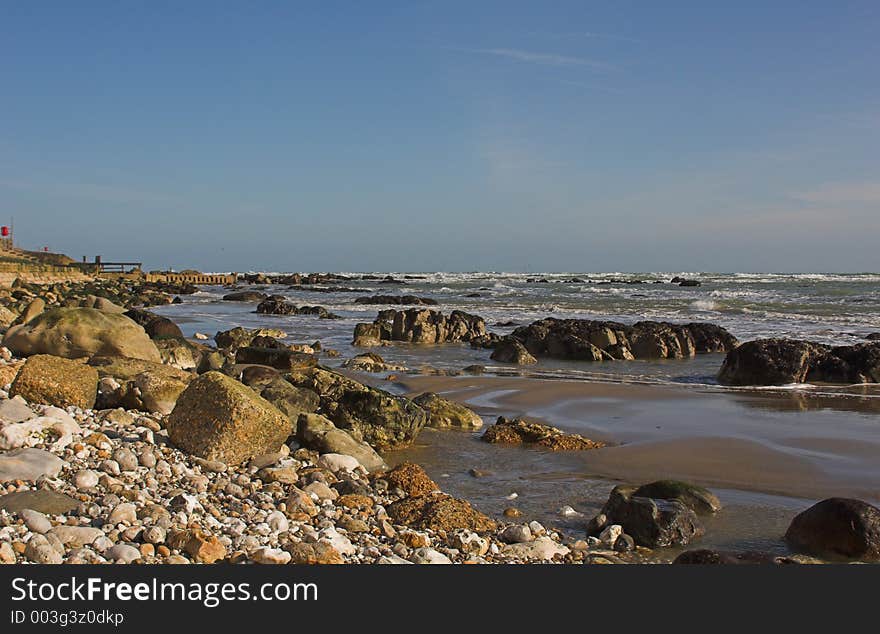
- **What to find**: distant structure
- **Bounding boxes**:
[1,224,13,251]
[145,271,236,285]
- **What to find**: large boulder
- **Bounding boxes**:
[784,498,880,561]
[214,326,288,352]
[89,356,193,414]
[286,367,426,450]
[412,392,483,429]
[296,413,386,472]
[3,308,161,362]
[122,309,184,339]
[352,323,384,347]
[718,339,880,386]
[10,354,98,409]
[256,296,339,319]
[222,291,267,302]
[590,484,704,548]
[166,371,291,465]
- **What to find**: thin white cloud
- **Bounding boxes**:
[458,47,613,70]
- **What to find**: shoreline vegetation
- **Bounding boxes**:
[1,268,879,565]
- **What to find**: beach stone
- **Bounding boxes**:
[632,480,722,515]
[9,354,98,409]
[20,509,52,534]
[286,486,319,517]
[482,416,605,450]
[286,367,427,451]
[317,453,362,473]
[592,485,704,548]
[304,481,338,501]
[320,527,356,556]
[490,339,538,365]
[0,396,34,423]
[25,535,63,564]
[0,448,64,482]
[251,547,291,565]
[500,524,533,544]
[599,524,623,546]
[167,371,291,465]
[287,542,344,565]
[784,498,880,562]
[3,308,161,362]
[297,413,386,472]
[501,536,570,561]
[74,469,99,490]
[412,392,484,429]
[266,511,289,533]
[106,544,141,563]
[410,547,452,564]
[49,526,103,548]
[180,529,227,563]
[0,541,16,563]
[0,490,78,514]
[143,526,166,544]
[112,448,138,472]
[109,503,138,524]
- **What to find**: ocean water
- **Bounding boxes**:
[152,271,880,388]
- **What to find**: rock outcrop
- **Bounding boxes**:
[256,296,340,319]
[122,309,184,339]
[352,309,487,346]
[498,318,737,363]
[296,413,386,472]
[718,339,880,385]
[354,295,438,306]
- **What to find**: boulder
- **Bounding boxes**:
[352,323,384,347]
[286,367,426,450]
[353,308,487,345]
[154,337,203,370]
[343,352,405,373]
[482,416,605,450]
[631,480,722,515]
[122,309,184,339]
[718,339,880,385]
[412,392,483,429]
[235,346,317,371]
[784,498,880,561]
[3,308,161,362]
[166,371,292,465]
[387,493,497,533]
[10,354,98,409]
[296,413,386,472]
[383,463,439,497]
[259,379,320,424]
[11,298,44,326]
[256,296,340,319]
[88,356,193,414]
[591,484,704,548]
[222,291,267,302]
[214,326,287,352]
[490,338,537,365]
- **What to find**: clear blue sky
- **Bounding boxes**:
[2,1,878,272]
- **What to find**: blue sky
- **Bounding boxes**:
[2,1,879,272]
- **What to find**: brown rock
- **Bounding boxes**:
[384,463,438,497]
[10,354,98,409]
[182,529,226,563]
[387,493,497,533]
[482,416,605,450]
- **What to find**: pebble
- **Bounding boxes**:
[599,524,623,546]
[106,543,141,563]
[251,547,291,564]
[410,547,452,564]
[108,503,137,524]
[20,509,52,534]
[500,524,533,544]
[74,469,99,490]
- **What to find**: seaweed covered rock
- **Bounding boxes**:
[352,308,487,345]
[296,413,386,472]
[412,392,483,429]
[286,367,427,450]
[482,416,605,450]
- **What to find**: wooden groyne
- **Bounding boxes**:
[145,272,236,285]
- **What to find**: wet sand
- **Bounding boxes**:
[383,374,880,554]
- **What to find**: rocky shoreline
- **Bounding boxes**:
[1,277,879,565]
